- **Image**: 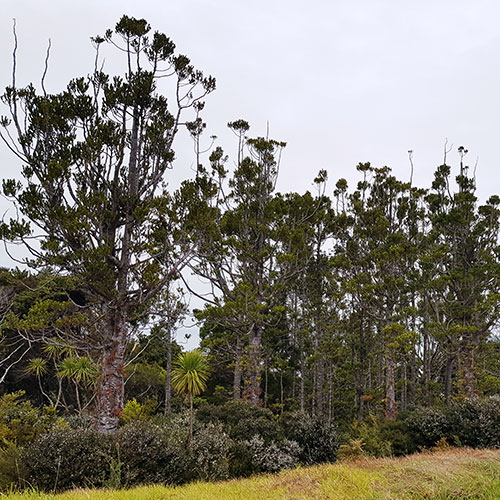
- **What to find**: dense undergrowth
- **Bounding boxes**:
[0,392,499,493]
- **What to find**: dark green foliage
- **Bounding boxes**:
[228,441,258,478]
[407,397,500,449]
[406,407,452,448]
[280,412,339,464]
[197,401,281,442]
[447,398,500,448]
[113,420,186,486]
[378,419,415,456]
[23,427,112,491]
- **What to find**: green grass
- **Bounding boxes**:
[3,448,500,499]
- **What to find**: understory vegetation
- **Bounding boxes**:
[0,391,498,492]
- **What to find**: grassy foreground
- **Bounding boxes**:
[5,448,500,500]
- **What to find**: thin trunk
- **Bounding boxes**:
[280,368,284,415]
[189,392,193,444]
[37,376,53,407]
[54,369,63,410]
[423,298,432,405]
[244,324,262,406]
[385,351,397,420]
[164,328,172,415]
[401,360,407,412]
[409,348,416,406]
[444,354,454,406]
[74,382,82,414]
[233,332,242,400]
[300,336,305,412]
[357,319,366,421]
[327,364,333,424]
[316,355,324,417]
[461,341,478,399]
[263,362,268,408]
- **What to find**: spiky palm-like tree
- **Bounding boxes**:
[26,358,51,405]
[171,350,210,442]
[42,340,75,410]
[58,356,98,413]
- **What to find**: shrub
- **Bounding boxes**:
[338,440,365,461]
[64,413,94,429]
[348,416,393,458]
[280,412,339,464]
[0,391,58,448]
[120,398,156,424]
[228,441,258,478]
[378,419,415,456]
[23,427,111,491]
[246,435,300,473]
[406,397,500,449]
[447,397,500,448]
[187,423,232,481]
[113,420,186,486]
[197,401,281,442]
[406,406,451,448]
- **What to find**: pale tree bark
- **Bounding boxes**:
[244,324,262,406]
[233,332,242,400]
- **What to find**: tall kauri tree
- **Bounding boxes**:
[0,16,216,432]
[425,148,500,401]
[194,120,287,405]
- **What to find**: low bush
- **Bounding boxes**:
[197,400,281,442]
[280,412,339,464]
[407,397,500,449]
[120,398,156,424]
[187,423,232,481]
[0,442,26,491]
[406,406,451,448]
[114,420,186,486]
[23,427,111,491]
[245,435,300,473]
[338,439,365,460]
[447,397,500,448]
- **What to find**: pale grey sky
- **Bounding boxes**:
[1,1,500,345]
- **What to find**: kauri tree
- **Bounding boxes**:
[0,16,216,432]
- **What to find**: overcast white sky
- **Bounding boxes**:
[1,1,500,345]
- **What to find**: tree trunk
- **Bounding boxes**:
[189,392,193,444]
[164,327,172,415]
[385,351,397,420]
[95,311,127,433]
[244,324,262,406]
[444,354,454,406]
[299,336,305,412]
[401,360,407,412]
[233,332,242,400]
[74,382,82,414]
[315,354,324,417]
[461,341,478,399]
[280,368,284,415]
[357,320,367,421]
